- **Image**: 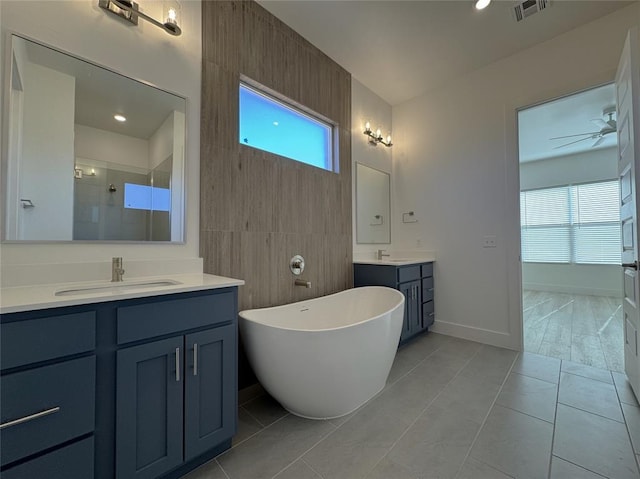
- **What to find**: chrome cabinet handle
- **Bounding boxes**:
[175,347,180,382]
[428,288,434,292]
[193,343,198,376]
[429,312,435,317]
[0,406,60,430]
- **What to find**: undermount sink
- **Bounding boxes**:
[55,279,182,296]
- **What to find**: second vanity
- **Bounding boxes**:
[0,273,243,479]
[354,256,435,344]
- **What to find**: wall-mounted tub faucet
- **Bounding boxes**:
[111,257,125,282]
[295,279,312,288]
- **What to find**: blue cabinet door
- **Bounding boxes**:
[399,281,421,342]
[184,324,237,460]
[116,336,184,479]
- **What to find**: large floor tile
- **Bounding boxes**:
[242,393,288,427]
[217,414,335,479]
[512,351,561,384]
[554,404,638,479]
[537,340,571,361]
[387,403,481,478]
[181,460,228,479]
[273,459,322,479]
[232,407,263,446]
[458,345,518,386]
[496,372,558,423]
[622,402,640,455]
[562,359,614,384]
[550,456,605,478]
[613,371,640,406]
[558,372,623,422]
[431,372,502,423]
[457,457,514,479]
[470,404,553,479]
[365,457,419,479]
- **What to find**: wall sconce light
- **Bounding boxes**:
[364,121,393,147]
[99,0,182,36]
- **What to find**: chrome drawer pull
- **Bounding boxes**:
[428,288,434,292]
[0,406,60,430]
[175,347,180,382]
[429,312,435,317]
[193,343,198,376]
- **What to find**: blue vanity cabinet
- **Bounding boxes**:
[354,262,435,344]
[0,311,97,479]
[114,288,238,479]
[1,285,239,479]
[116,337,185,479]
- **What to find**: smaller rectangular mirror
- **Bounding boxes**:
[3,35,186,242]
[356,163,391,244]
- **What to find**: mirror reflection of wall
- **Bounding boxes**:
[3,35,186,243]
[356,163,391,244]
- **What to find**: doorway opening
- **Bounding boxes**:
[518,83,623,371]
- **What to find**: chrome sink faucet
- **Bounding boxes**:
[111,257,125,282]
[377,249,390,260]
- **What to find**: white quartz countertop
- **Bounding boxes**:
[0,273,244,314]
[353,256,435,266]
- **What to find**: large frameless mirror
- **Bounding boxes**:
[355,163,391,244]
[2,35,186,242]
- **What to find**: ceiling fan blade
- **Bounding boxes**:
[592,136,605,148]
[553,136,593,149]
[549,131,600,140]
[591,118,608,129]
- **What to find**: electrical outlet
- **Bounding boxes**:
[483,235,497,248]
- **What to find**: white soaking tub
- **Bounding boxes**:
[238,286,405,419]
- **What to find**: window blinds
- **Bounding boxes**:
[520,180,621,265]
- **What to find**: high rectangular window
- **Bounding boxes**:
[239,83,335,171]
[124,183,170,212]
[520,180,621,265]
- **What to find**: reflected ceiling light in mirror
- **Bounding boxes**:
[363,121,393,147]
[114,114,127,122]
[99,0,182,36]
[475,0,491,10]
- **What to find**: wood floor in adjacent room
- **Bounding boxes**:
[523,290,624,372]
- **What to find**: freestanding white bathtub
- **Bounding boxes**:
[238,286,405,419]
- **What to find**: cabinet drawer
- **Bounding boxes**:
[2,436,94,479]
[117,290,235,344]
[422,277,434,301]
[422,301,435,327]
[398,265,420,283]
[1,356,96,466]
[421,263,433,278]
[1,312,96,370]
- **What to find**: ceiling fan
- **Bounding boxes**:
[549,106,617,149]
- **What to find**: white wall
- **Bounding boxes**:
[520,147,621,297]
[520,147,617,191]
[149,112,173,170]
[392,4,640,349]
[75,124,149,171]
[0,0,202,285]
[20,62,75,240]
[352,78,394,258]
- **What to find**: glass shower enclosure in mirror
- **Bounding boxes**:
[2,35,186,242]
[355,163,391,244]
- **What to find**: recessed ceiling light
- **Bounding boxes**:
[475,0,491,9]
[114,114,127,122]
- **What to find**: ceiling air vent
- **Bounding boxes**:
[512,0,550,22]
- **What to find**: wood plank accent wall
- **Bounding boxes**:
[200,1,353,385]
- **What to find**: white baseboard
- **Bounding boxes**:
[523,282,622,298]
[431,320,520,350]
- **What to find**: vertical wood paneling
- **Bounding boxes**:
[200,0,353,386]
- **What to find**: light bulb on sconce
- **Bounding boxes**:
[363,120,393,147]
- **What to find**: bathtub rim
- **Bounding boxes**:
[238,286,405,333]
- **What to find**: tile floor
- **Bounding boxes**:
[523,290,623,372]
[183,333,640,479]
